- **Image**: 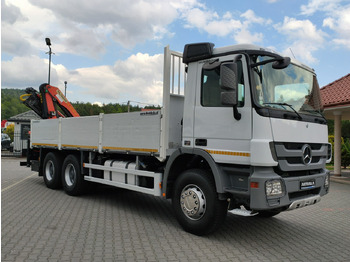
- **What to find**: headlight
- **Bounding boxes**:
[266,180,284,197]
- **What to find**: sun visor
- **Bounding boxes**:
[183,42,215,64]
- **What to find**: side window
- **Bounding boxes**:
[201,60,245,107]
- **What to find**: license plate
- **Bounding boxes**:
[300,180,315,190]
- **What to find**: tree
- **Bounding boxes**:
[342,138,350,169]
[4,124,15,141]
[1,89,28,119]
[327,119,350,138]
[329,135,350,168]
[2,88,160,119]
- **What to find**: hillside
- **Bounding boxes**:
[1,89,28,120]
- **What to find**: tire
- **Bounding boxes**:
[43,152,63,189]
[62,154,85,196]
[172,169,227,235]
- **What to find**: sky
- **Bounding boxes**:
[2,0,350,107]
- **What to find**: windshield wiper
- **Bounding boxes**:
[263,102,302,120]
[300,109,325,118]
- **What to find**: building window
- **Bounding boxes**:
[21,124,30,140]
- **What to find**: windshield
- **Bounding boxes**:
[251,55,323,117]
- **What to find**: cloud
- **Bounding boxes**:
[3,0,273,59]
[234,30,264,44]
[300,0,343,16]
[300,0,350,50]
[2,0,201,58]
[1,0,27,24]
[322,6,350,50]
[1,25,35,56]
[241,10,271,25]
[2,51,164,105]
[57,52,164,105]
[275,17,327,63]
[1,55,53,88]
[27,0,188,49]
[183,8,269,44]
[1,0,61,58]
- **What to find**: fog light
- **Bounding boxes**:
[266,180,284,197]
[324,173,330,188]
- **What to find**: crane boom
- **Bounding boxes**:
[20,83,80,119]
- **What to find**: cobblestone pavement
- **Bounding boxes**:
[2,157,350,262]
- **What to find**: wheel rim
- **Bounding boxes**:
[64,163,76,187]
[45,160,54,181]
[180,184,206,220]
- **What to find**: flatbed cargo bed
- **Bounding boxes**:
[31,110,162,156]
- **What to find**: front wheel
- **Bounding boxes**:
[62,155,85,196]
[172,169,227,235]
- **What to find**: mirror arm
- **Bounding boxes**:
[233,106,241,120]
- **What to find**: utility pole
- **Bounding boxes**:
[45,38,53,85]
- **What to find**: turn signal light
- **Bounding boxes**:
[250,182,259,188]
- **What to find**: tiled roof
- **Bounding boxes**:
[320,73,350,108]
[8,110,41,122]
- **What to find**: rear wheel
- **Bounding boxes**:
[62,155,85,196]
[43,152,62,189]
[172,169,227,235]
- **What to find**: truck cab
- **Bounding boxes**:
[169,43,330,217]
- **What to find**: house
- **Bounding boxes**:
[8,110,41,156]
[320,73,350,176]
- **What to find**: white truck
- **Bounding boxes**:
[25,43,331,235]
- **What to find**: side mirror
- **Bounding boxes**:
[272,57,291,69]
[220,56,242,120]
[220,62,238,106]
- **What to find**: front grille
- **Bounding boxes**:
[275,168,323,178]
[274,142,328,172]
[286,156,321,165]
[283,142,322,151]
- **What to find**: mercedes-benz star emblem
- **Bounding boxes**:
[302,144,312,165]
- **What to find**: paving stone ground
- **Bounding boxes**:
[2,157,350,261]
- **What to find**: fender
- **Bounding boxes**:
[163,147,228,197]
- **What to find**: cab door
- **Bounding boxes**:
[193,54,252,165]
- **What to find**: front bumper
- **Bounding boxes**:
[249,167,329,211]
